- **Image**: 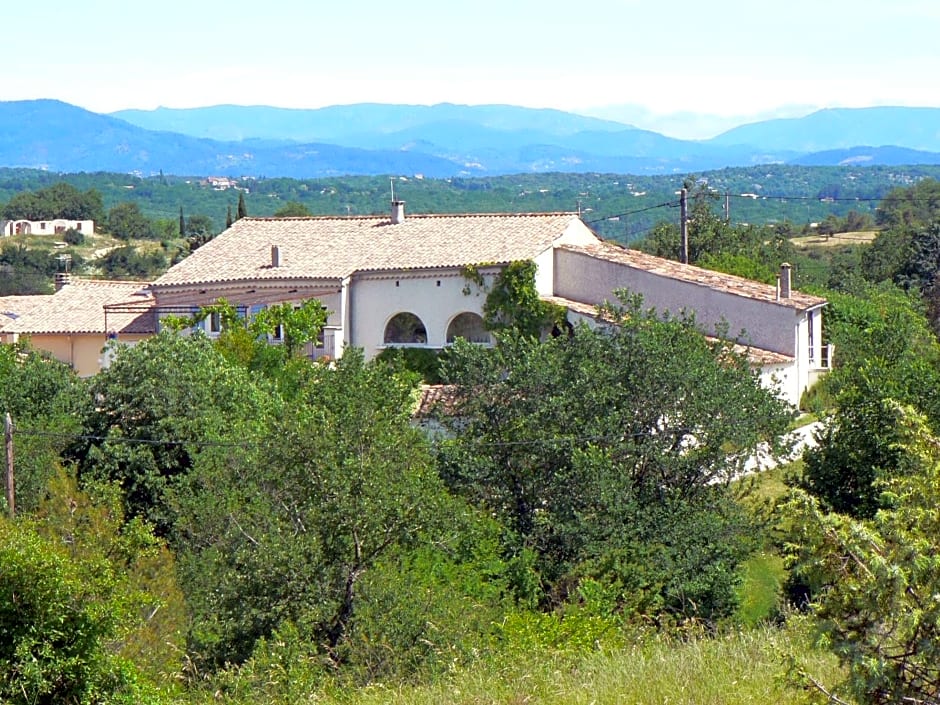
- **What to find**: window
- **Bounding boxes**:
[384,312,427,345]
[446,312,490,344]
[208,311,222,334]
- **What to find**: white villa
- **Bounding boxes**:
[149,202,828,407]
[1,218,95,237]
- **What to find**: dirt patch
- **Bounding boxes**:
[791,230,879,248]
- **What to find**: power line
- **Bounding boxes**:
[584,200,678,225]
[13,424,762,454]
[12,427,255,450]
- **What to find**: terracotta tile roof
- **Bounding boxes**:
[413,384,461,419]
[153,212,584,288]
[0,295,51,330]
[543,295,795,367]
[0,279,155,335]
[559,241,828,311]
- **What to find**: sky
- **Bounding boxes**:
[4,0,938,139]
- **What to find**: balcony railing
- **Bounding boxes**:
[815,343,834,369]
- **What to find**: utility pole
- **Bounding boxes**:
[724,192,731,222]
[679,188,689,264]
[4,412,13,518]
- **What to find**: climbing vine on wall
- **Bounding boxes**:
[463,260,566,339]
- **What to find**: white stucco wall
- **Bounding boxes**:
[759,362,800,409]
[3,219,95,237]
[349,269,493,358]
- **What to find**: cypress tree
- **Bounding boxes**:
[237,192,247,220]
[179,206,185,236]
[226,204,233,229]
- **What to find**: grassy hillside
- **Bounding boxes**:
[192,623,841,705]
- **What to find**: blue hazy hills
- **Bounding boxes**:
[2,99,938,177]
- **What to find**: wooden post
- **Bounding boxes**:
[679,188,689,264]
[4,412,13,518]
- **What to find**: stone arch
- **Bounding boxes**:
[446,312,490,344]
[384,311,428,344]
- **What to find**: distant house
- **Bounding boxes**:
[205,177,238,190]
[1,219,95,237]
[149,202,829,407]
[0,277,155,376]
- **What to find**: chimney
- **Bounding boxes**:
[779,263,792,299]
[271,244,281,268]
[391,200,405,225]
[54,272,71,291]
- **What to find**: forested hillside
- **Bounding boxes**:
[2,163,938,241]
[3,164,937,294]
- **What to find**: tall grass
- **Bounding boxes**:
[221,624,840,705]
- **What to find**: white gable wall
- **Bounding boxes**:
[554,248,801,355]
[553,247,826,408]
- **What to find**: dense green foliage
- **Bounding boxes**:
[0,242,57,294]
[437,295,792,620]
[786,407,940,705]
[479,260,567,337]
[800,284,940,517]
[0,165,936,246]
[0,499,168,705]
[107,202,155,241]
[76,332,279,534]
[97,246,167,279]
[0,343,86,513]
[1,181,104,222]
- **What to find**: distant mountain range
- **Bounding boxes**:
[1,99,939,178]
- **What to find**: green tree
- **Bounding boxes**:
[190,298,328,382]
[2,182,103,222]
[62,227,84,246]
[98,246,167,279]
[437,294,792,618]
[237,191,248,220]
[174,350,453,669]
[178,206,185,237]
[786,405,940,705]
[0,515,163,704]
[861,227,910,284]
[0,242,56,294]
[895,222,940,292]
[875,178,940,230]
[801,284,940,517]
[273,201,312,217]
[76,332,279,535]
[32,470,187,689]
[636,180,797,276]
[185,214,215,251]
[0,342,86,514]
[249,300,328,359]
[107,202,155,241]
